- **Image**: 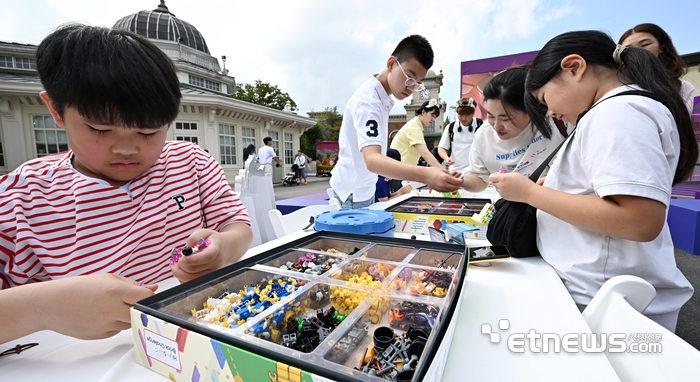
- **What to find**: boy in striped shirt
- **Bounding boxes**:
[0,25,252,343]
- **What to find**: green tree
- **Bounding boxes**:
[232,80,298,111]
[300,107,344,159]
[317,106,343,141]
[300,125,323,159]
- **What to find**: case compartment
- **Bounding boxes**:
[244,283,368,353]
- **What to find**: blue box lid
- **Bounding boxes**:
[314,208,395,235]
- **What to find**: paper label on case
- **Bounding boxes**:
[394,216,429,233]
[144,330,181,370]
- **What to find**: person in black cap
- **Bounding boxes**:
[375,149,413,202]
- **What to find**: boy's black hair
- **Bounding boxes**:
[392,35,434,71]
[263,137,272,145]
[525,30,697,185]
[415,100,441,118]
[36,24,181,129]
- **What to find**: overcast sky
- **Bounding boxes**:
[1,0,698,119]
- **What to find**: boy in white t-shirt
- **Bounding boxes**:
[457,67,567,192]
[0,25,253,343]
[330,35,462,209]
[437,97,483,173]
[258,136,283,177]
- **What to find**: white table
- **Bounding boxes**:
[0,218,620,382]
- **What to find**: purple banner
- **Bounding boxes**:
[460,51,540,75]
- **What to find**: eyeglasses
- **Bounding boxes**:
[395,60,425,92]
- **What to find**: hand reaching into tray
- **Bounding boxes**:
[170,224,253,283]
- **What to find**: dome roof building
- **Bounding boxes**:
[114,1,209,54]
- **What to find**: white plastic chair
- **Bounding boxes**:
[582,275,700,382]
[233,175,243,194]
[267,199,340,239]
[325,187,342,206]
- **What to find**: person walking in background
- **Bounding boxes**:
[620,23,696,114]
[294,150,308,184]
[258,137,282,177]
[242,144,257,164]
[390,99,443,168]
[437,97,483,173]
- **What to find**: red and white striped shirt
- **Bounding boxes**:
[0,141,250,288]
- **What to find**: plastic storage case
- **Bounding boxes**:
[386,196,491,238]
[131,231,471,382]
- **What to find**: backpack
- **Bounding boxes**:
[447,118,483,156]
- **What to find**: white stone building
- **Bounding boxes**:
[0,1,316,181]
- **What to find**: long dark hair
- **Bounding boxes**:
[242,144,256,162]
[619,23,686,91]
[482,66,542,135]
[525,30,697,185]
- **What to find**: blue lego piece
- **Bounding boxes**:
[272,311,285,327]
[251,321,272,339]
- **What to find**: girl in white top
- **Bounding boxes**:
[620,23,696,114]
[491,30,698,332]
[457,66,567,192]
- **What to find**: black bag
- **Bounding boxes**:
[486,150,558,257]
[486,90,661,258]
[488,198,540,257]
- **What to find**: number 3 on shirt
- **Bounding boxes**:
[366,120,379,137]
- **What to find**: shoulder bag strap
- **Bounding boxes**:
[448,121,456,153]
[528,129,575,181]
